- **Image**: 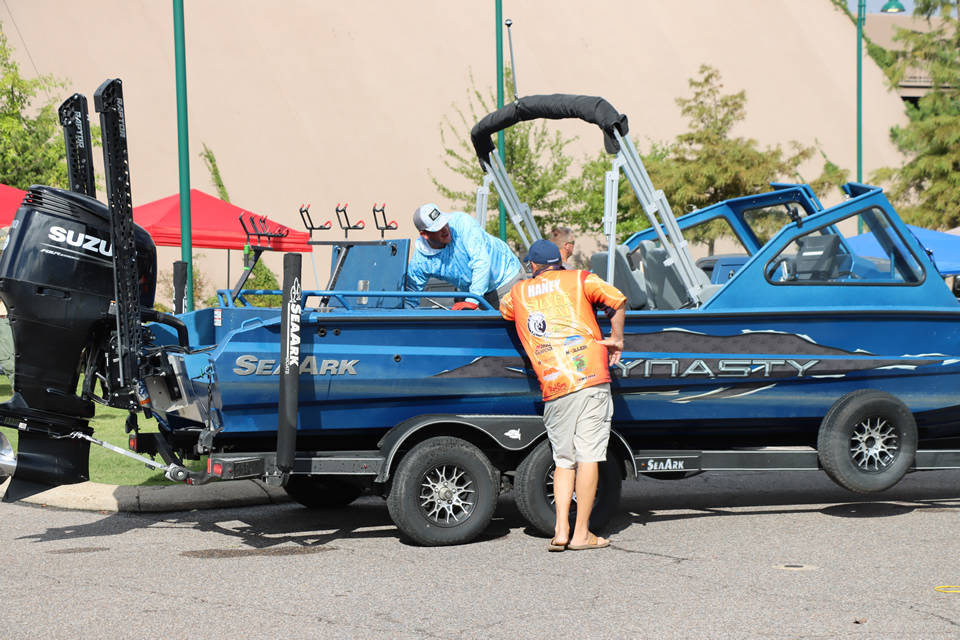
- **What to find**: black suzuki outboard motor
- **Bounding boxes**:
[0,79,163,502]
[0,186,156,419]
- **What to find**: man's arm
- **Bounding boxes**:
[499,290,515,322]
[581,272,627,366]
[456,216,494,299]
[597,303,625,366]
[404,256,429,309]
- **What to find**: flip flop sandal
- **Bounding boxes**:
[568,534,610,550]
[547,538,567,552]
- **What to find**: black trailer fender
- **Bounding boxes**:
[375,414,638,482]
[609,431,638,480]
[376,414,545,482]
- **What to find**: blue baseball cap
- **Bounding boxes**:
[523,239,562,265]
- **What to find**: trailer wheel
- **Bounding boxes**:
[386,437,499,546]
[513,439,622,537]
[282,475,363,508]
[817,390,917,494]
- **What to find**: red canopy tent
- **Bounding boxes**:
[0,184,27,226]
[133,189,312,252]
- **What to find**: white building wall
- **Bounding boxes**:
[0,0,908,292]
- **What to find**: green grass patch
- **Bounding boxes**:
[0,376,205,486]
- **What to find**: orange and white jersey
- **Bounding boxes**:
[500,268,626,402]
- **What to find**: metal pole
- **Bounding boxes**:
[173,0,194,310]
[857,0,864,185]
[173,260,187,314]
[276,253,302,481]
[505,19,518,102]
[496,2,506,242]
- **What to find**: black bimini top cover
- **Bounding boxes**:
[470,94,629,165]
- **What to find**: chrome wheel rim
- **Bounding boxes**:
[418,464,476,527]
[850,416,899,472]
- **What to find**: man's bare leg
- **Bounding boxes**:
[552,465,576,544]
[570,461,607,547]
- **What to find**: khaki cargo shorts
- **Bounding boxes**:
[542,383,613,469]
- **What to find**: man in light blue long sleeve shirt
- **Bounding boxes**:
[405,204,524,310]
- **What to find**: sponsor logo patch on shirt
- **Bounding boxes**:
[528,312,548,337]
[543,367,561,382]
[547,381,569,396]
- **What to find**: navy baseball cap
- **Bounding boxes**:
[523,239,562,265]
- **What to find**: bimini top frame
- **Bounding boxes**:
[470,93,710,307]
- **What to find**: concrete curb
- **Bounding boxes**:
[0,479,292,513]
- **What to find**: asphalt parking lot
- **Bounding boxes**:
[2,468,960,638]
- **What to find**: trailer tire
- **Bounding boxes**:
[386,437,499,546]
[818,390,917,494]
[283,475,363,508]
[513,439,622,538]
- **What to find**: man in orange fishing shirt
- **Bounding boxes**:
[500,239,626,551]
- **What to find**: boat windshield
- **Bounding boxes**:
[766,207,924,284]
[744,202,807,245]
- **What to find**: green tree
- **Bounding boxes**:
[242,257,281,307]
[610,65,847,253]
[828,0,899,75]
[431,69,579,248]
[0,25,69,189]
[200,142,230,202]
[871,0,960,229]
[201,144,280,307]
[435,66,847,255]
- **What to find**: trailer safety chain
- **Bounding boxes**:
[67,431,213,485]
[68,431,166,471]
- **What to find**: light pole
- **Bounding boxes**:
[858,0,906,184]
[495,2,506,241]
[857,0,904,232]
[173,0,194,310]
[857,0,865,188]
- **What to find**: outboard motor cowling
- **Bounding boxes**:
[0,185,156,418]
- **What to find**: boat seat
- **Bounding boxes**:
[642,245,718,310]
[794,234,841,282]
[626,243,646,271]
[589,245,648,310]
